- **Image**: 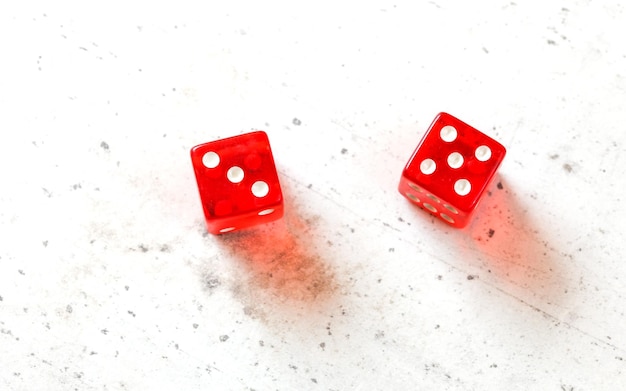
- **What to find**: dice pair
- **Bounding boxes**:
[190,113,505,234]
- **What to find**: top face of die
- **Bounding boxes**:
[403,112,506,212]
[190,131,282,218]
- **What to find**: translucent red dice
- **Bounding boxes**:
[190,131,284,234]
[398,112,506,228]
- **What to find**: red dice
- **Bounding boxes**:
[190,131,284,234]
[398,113,506,228]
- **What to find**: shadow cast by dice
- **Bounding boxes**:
[214,208,339,307]
[458,177,570,307]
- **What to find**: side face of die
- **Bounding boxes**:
[399,112,506,227]
[190,131,284,234]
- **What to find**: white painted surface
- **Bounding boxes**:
[1,1,625,390]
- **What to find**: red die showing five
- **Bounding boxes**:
[398,112,506,228]
[190,131,284,234]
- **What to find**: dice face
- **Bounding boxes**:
[399,113,506,228]
[190,131,283,234]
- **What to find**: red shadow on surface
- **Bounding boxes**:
[453,175,569,303]
[211,178,338,309]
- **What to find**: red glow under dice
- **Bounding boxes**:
[398,113,506,228]
[190,131,283,234]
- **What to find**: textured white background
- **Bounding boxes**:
[1,1,626,390]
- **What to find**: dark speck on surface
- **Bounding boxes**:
[193,323,199,329]
[467,275,477,280]
[563,163,573,173]
[204,274,221,290]
[292,118,301,126]
[100,141,109,151]
[496,182,503,190]
[488,229,495,238]
[219,335,229,342]
[341,148,348,154]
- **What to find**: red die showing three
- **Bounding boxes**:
[398,113,506,228]
[190,131,284,234]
